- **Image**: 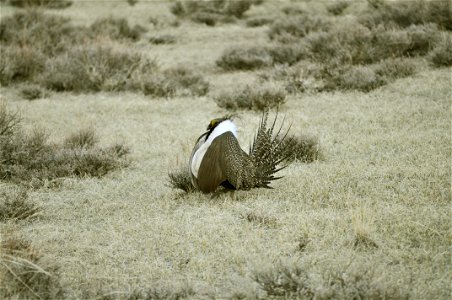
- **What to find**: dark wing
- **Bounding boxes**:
[198,132,255,193]
[197,132,230,193]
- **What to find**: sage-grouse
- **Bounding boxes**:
[189,112,292,193]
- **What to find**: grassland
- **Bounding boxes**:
[0,1,451,299]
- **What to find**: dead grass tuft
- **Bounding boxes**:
[282,134,321,163]
[168,168,195,193]
[64,128,98,149]
[0,231,65,299]
[0,187,39,221]
[20,84,48,100]
[214,83,286,111]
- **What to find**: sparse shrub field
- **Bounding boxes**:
[0,0,450,299]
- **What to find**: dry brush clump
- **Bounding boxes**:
[0,104,129,187]
[215,0,447,93]
[0,187,39,222]
[0,10,210,97]
[168,167,195,193]
[6,0,72,9]
[249,260,408,299]
[170,0,260,26]
[429,34,452,67]
[359,0,452,31]
[214,83,286,111]
[281,134,321,163]
[90,16,146,41]
[0,231,65,299]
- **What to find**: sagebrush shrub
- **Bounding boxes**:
[429,35,452,67]
[0,188,39,221]
[163,67,210,96]
[268,15,330,42]
[216,47,273,71]
[246,16,273,27]
[42,42,155,92]
[20,84,47,100]
[0,104,129,187]
[149,34,176,44]
[360,0,452,30]
[0,10,79,55]
[374,57,416,79]
[214,83,286,111]
[327,1,350,16]
[0,45,46,85]
[168,168,195,193]
[170,0,254,19]
[90,17,145,41]
[282,134,321,163]
[8,0,72,9]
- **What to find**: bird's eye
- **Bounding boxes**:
[210,120,217,127]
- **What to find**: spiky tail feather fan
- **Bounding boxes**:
[249,110,294,188]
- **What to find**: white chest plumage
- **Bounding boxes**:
[190,120,237,179]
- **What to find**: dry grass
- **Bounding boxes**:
[0,1,450,299]
[0,229,65,299]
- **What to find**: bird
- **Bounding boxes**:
[189,111,293,193]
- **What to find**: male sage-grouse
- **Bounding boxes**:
[189,112,293,193]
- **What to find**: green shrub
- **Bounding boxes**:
[90,17,145,41]
[214,83,286,111]
[268,15,330,42]
[0,188,39,221]
[216,47,273,71]
[8,0,72,9]
[0,104,129,187]
[429,35,452,67]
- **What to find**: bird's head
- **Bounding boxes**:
[206,115,234,132]
[197,115,236,142]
